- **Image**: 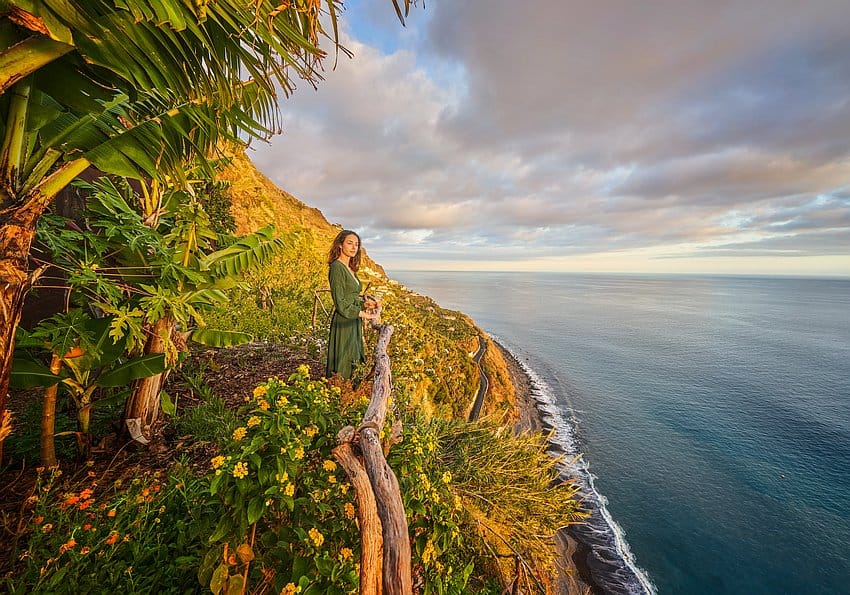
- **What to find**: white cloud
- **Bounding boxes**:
[248,0,850,275]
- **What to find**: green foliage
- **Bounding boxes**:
[199,181,237,235]
[198,367,361,594]
[10,309,167,456]
[1,397,76,464]
[174,395,238,444]
[389,420,484,593]
[6,463,213,594]
[36,178,285,352]
[172,364,238,443]
[431,419,588,575]
[204,290,314,343]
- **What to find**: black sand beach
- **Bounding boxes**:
[496,342,602,595]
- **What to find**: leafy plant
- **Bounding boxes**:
[6,462,213,594]
[11,310,166,460]
[198,367,362,594]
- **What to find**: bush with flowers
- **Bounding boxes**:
[196,365,364,594]
[5,461,213,593]
[196,366,505,594]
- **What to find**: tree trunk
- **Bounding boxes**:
[40,353,62,467]
[0,200,42,462]
[123,315,173,442]
[334,441,383,595]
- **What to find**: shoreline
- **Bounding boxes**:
[495,341,602,595]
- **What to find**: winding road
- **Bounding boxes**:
[467,335,489,421]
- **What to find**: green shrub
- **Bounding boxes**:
[6,461,213,594]
[197,366,363,594]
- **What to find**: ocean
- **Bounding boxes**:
[391,272,850,595]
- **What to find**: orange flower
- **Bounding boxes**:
[78,500,92,510]
[153,485,161,492]
[83,524,91,531]
[105,531,119,545]
[107,509,116,517]
[33,516,44,525]
[59,538,76,554]
[80,546,91,555]
[79,488,93,499]
[64,495,79,506]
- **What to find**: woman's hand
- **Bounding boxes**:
[363,296,380,310]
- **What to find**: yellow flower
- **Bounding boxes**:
[422,540,436,564]
[253,385,268,398]
[328,476,336,484]
[340,547,353,561]
[257,399,270,411]
[285,483,295,497]
[323,460,337,472]
[297,364,310,375]
[277,471,289,483]
[340,484,348,495]
[344,502,355,520]
[280,583,301,595]
[304,426,317,438]
[211,456,225,470]
[233,462,249,479]
[308,527,324,547]
[247,416,260,427]
[232,427,247,441]
[276,395,288,407]
[453,495,462,510]
[293,446,304,460]
[441,471,452,484]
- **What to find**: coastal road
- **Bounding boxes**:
[468,335,489,421]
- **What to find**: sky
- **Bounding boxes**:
[249,0,850,277]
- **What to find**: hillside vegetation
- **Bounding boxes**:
[211,151,501,421]
[1,152,585,594]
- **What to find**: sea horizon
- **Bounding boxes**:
[392,271,850,594]
[390,269,850,282]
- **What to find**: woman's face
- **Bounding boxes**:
[341,234,360,259]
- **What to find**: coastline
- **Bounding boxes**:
[495,341,601,595]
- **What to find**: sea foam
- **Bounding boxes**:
[497,336,657,595]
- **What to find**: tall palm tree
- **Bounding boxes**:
[0,0,414,458]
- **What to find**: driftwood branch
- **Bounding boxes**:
[333,439,382,595]
[334,313,412,595]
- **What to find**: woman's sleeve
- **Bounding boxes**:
[329,264,364,320]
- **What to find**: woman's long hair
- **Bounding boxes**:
[327,229,362,272]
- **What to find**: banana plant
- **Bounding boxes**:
[35,176,285,441]
[11,309,166,462]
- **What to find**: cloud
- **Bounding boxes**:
[249,0,850,275]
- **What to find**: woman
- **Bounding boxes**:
[326,230,377,379]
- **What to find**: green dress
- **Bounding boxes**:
[326,259,365,379]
